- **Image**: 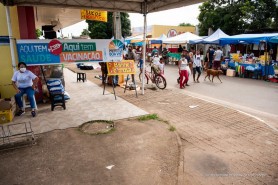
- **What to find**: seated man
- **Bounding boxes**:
[151,52,161,74]
[12,62,39,117]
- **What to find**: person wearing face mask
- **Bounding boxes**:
[151,52,161,75]
[12,62,39,117]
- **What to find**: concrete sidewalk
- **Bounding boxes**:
[8,68,148,134]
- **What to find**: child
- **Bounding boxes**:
[158,58,164,75]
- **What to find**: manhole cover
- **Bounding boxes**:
[79,120,114,135]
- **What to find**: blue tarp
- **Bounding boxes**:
[269,36,278,43]
[219,33,278,45]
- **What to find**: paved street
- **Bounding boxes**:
[163,64,278,131]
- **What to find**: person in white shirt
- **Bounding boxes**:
[178,51,191,89]
[213,46,223,70]
[151,52,160,65]
[12,62,39,117]
[193,50,202,83]
[151,52,161,74]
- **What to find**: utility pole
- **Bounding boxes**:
[113,12,121,40]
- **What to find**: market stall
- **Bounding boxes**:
[162,32,202,63]
[217,33,278,80]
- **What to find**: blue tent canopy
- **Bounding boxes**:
[150,34,167,44]
[219,33,278,45]
[269,36,278,43]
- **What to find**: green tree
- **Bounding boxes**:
[86,12,131,39]
[81,28,90,36]
[36,29,42,38]
[179,23,194,27]
[198,0,278,36]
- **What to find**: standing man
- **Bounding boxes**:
[151,46,158,57]
[127,45,136,83]
[199,48,204,69]
[207,46,215,69]
[213,47,223,70]
[193,50,202,83]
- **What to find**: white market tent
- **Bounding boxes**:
[125,34,145,44]
[190,28,230,45]
[163,32,202,44]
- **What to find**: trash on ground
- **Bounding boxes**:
[189,105,199,109]
[106,165,115,170]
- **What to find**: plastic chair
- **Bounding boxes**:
[22,94,37,110]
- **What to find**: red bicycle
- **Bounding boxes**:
[139,65,167,90]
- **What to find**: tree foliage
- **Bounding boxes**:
[81,28,90,36]
[198,0,278,36]
[86,12,131,39]
[35,29,42,38]
[179,22,195,26]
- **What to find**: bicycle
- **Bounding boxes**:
[139,65,167,90]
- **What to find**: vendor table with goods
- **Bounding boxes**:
[222,61,275,79]
[167,53,181,65]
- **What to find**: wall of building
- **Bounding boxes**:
[152,25,196,38]
[131,25,196,38]
[0,5,20,98]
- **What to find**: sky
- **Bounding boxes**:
[60,3,202,38]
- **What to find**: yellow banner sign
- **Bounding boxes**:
[107,60,136,75]
[81,10,107,22]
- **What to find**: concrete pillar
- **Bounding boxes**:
[113,12,121,40]
[0,4,20,98]
[17,6,36,39]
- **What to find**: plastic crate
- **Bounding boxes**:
[0,107,16,124]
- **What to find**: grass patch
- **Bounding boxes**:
[138,114,177,132]
[168,126,176,132]
[138,114,159,121]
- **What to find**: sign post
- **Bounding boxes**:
[104,60,137,99]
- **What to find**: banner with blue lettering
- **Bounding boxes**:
[16,39,124,65]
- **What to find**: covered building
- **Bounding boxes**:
[132,25,196,38]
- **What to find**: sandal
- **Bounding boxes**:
[31,110,36,117]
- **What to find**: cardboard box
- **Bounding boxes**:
[226,69,236,77]
[0,97,15,111]
[0,104,16,124]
